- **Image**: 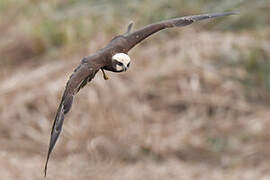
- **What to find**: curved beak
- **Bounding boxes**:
[123,65,128,72]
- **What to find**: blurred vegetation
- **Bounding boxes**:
[0,0,269,100]
[0,0,269,58]
[242,46,270,103]
[1,1,270,179]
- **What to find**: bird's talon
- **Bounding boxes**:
[103,74,109,80]
[101,69,109,80]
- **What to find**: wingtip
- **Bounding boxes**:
[224,11,240,15]
[44,156,49,178]
[213,11,239,17]
[44,167,47,178]
[189,11,239,22]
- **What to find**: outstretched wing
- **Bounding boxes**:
[124,12,236,51]
[44,58,100,177]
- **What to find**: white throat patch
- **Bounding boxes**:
[112,53,131,71]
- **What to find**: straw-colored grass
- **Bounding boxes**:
[1,28,270,179]
[1,0,270,179]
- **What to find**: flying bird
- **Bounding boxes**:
[44,12,236,177]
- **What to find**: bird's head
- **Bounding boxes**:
[112,53,131,72]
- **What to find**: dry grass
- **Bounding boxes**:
[1,28,270,179]
[1,0,270,179]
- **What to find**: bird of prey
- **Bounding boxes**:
[44,12,236,177]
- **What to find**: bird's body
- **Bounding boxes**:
[44,12,236,177]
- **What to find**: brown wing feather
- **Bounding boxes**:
[76,69,99,93]
[124,12,237,51]
[44,57,101,177]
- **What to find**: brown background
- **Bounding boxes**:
[0,0,270,179]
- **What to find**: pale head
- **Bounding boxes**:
[112,53,131,72]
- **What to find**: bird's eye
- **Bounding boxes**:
[117,62,123,66]
[127,62,130,67]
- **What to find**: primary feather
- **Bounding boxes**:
[44,92,73,177]
[44,60,100,177]
[124,12,237,51]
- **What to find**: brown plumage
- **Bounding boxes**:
[44,12,236,177]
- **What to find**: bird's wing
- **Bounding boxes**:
[124,12,236,51]
[44,58,100,177]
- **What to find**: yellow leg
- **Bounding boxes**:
[101,69,109,80]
